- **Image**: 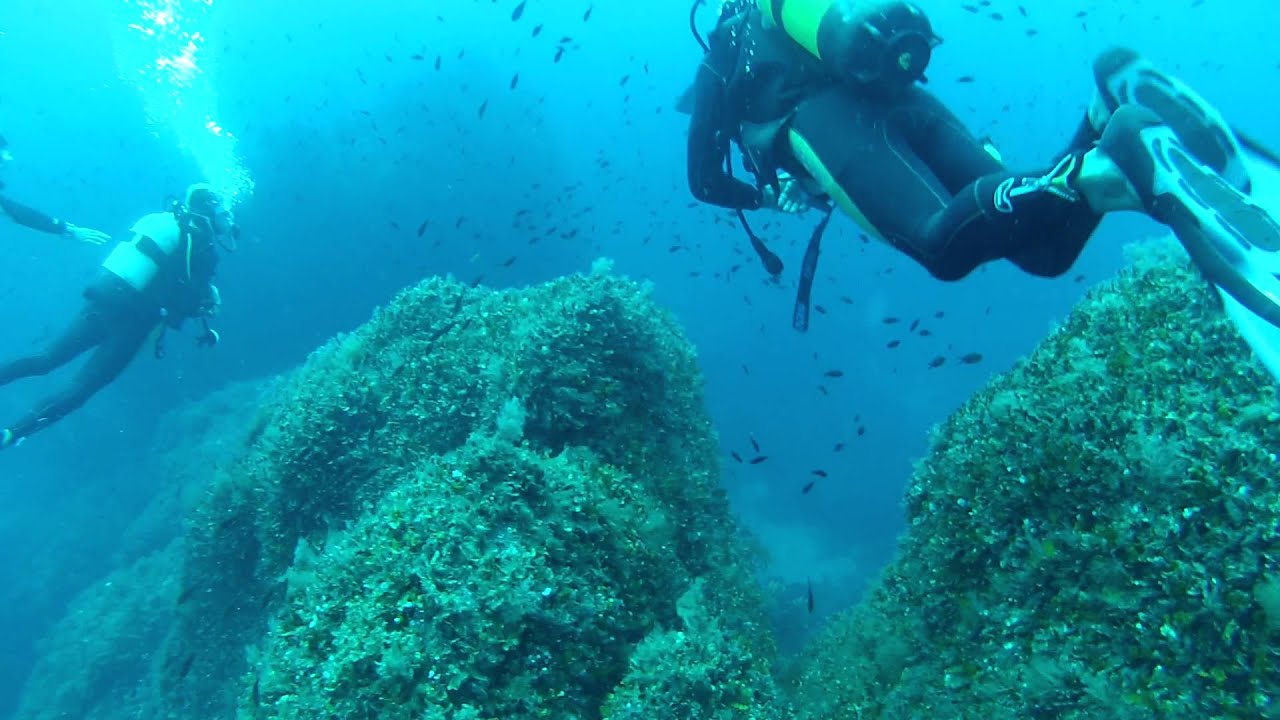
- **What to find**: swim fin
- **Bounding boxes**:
[1100,104,1280,330]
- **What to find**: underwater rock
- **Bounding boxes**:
[788,250,1280,719]
[145,262,784,718]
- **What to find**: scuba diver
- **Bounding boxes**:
[0,133,112,246]
[683,0,1280,332]
[0,183,237,449]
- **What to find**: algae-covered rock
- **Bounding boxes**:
[789,247,1280,719]
[152,264,782,718]
[13,541,182,720]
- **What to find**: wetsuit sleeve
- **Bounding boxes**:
[687,58,762,210]
[0,193,65,235]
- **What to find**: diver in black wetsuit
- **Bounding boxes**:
[0,133,112,246]
[684,0,1280,330]
[0,183,235,449]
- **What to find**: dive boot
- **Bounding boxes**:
[1091,47,1250,192]
[1099,104,1280,329]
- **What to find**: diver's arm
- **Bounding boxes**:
[0,193,66,235]
[687,62,763,210]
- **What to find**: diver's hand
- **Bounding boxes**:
[202,284,222,318]
[761,175,810,214]
[63,223,111,246]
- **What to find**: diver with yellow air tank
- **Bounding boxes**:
[685,0,1280,331]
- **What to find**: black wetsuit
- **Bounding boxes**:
[688,7,1104,281]
[0,216,219,442]
[0,180,68,235]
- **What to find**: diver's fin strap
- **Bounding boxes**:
[792,206,834,333]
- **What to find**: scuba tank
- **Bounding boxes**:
[756,0,940,91]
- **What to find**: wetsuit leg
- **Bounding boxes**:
[7,311,156,440]
[787,85,1103,280]
[0,302,111,387]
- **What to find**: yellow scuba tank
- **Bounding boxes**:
[756,0,940,90]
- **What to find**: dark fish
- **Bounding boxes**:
[177,585,196,605]
[989,12,1003,21]
[252,677,261,706]
[823,370,844,378]
[839,296,854,304]
[619,74,630,86]
[957,75,975,83]
[928,355,946,369]
[434,56,442,70]
[178,654,197,679]
[749,434,760,453]
[554,47,565,62]
[801,481,816,494]
[882,316,900,324]
[416,219,429,237]
[583,5,593,21]
[919,329,932,337]
[959,352,984,365]
[807,578,815,613]
[811,469,828,477]
[886,339,900,349]
[501,256,517,267]
[748,455,768,465]
[532,23,543,37]
[510,73,519,89]
[814,304,827,315]
[856,426,866,436]
[833,442,845,452]
[909,319,919,331]
[818,385,829,396]
[731,451,743,463]
[411,53,425,60]
[934,310,945,319]
[478,100,488,118]
[511,1,527,22]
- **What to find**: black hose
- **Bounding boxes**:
[690,0,710,53]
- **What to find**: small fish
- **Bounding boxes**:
[928,355,946,369]
[934,310,945,319]
[814,304,828,315]
[510,73,519,89]
[731,451,743,463]
[511,1,527,22]
[919,329,932,337]
[554,46,566,62]
[477,100,488,118]
[583,5,593,21]
[416,219,429,237]
[176,585,196,605]
[619,74,630,86]
[749,434,760,453]
[807,578,815,613]
[434,56,442,70]
[823,370,844,378]
[801,481,816,494]
[748,455,768,465]
[956,75,975,83]
[882,316,900,324]
[178,653,197,679]
[856,426,866,436]
[833,442,845,452]
[886,339,901,349]
[811,469,828,477]
[252,677,261,706]
[909,319,919,332]
[501,256,517,267]
[959,352,984,365]
[532,24,543,37]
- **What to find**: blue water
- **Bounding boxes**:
[0,0,1275,715]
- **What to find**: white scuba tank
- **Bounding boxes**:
[102,212,184,293]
